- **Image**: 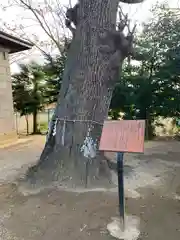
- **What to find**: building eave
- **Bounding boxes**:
[0,31,33,53]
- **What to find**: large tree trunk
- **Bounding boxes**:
[25,0,141,188]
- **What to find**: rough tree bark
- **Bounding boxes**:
[26,0,144,188]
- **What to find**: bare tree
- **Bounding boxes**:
[22,0,145,188]
[0,0,70,60]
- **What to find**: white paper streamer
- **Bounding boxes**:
[61,120,66,146]
[80,128,97,158]
[80,136,97,158]
[52,119,58,136]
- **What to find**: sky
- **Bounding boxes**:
[0,0,179,73]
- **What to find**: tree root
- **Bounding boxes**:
[18,153,117,191]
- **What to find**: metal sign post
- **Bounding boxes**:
[117,152,125,231]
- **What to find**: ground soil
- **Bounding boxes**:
[0,136,180,240]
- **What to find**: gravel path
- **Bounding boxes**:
[0,136,179,240]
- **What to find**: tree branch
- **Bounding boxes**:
[65,3,80,37]
[17,0,64,53]
[106,5,140,67]
[65,19,76,37]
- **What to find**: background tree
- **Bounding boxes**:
[110,5,180,139]
[12,62,45,134]
[43,41,68,103]
[12,66,32,135]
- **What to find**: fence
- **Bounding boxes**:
[14,108,54,135]
[14,110,178,137]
